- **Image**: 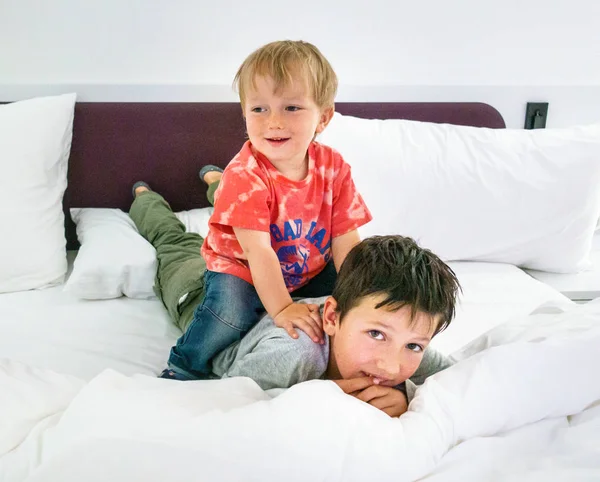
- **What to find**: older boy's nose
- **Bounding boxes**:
[376,360,401,380]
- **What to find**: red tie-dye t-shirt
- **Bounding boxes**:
[201,141,372,291]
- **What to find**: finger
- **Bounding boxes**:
[303,314,324,341]
[294,318,322,343]
[366,391,408,417]
[283,323,299,339]
[381,406,399,417]
[292,313,323,340]
[334,377,375,394]
[307,315,324,343]
[367,395,392,410]
[381,402,408,418]
[355,385,388,404]
[308,310,323,327]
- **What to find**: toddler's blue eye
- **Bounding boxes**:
[251,107,265,113]
[407,343,423,352]
[286,106,300,111]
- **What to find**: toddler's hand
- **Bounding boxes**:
[274,303,323,344]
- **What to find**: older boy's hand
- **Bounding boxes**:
[354,385,408,418]
[334,378,409,418]
[274,302,324,344]
[333,376,375,396]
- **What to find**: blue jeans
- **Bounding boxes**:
[168,262,336,379]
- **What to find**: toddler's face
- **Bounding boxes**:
[323,295,439,386]
[243,73,332,171]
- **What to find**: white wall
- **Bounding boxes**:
[1,0,599,127]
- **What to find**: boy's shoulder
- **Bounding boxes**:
[310,141,351,177]
[312,141,344,163]
[221,142,270,184]
[226,141,262,171]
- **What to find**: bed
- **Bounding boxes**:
[2,98,599,482]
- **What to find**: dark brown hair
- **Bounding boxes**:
[332,235,461,336]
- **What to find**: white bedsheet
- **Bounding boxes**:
[2,298,599,482]
[0,254,568,382]
[0,252,179,380]
[432,261,570,354]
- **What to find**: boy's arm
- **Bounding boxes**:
[331,229,361,272]
[234,227,324,343]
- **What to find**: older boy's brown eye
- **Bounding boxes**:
[368,330,384,340]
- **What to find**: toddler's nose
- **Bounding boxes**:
[268,111,283,129]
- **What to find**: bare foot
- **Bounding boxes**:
[203,170,222,185]
[134,185,150,197]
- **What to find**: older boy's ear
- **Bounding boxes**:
[322,296,339,336]
[315,106,334,134]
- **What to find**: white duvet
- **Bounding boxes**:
[2,298,599,482]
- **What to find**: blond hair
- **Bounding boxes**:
[233,40,338,110]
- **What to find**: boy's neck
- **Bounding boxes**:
[324,347,340,380]
[255,146,310,182]
[273,157,309,182]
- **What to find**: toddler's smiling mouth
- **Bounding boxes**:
[266,137,290,145]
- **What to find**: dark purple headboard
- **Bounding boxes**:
[63,102,504,248]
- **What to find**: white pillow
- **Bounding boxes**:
[318,113,600,273]
[0,94,77,293]
[65,207,213,300]
[65,208,158,300]
[174,207,213,239]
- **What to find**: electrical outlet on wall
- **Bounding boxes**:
[524,102,549,129]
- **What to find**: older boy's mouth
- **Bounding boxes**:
[362,371,394,385]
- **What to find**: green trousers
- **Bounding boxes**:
[128,182,219,332]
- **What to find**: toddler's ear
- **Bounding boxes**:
[322,296,339,336]
[315,106,334,134]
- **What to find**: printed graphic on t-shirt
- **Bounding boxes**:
[271,220,332,287]
[276,244,309,287]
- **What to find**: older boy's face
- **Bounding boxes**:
[243,74,333,171]
[323,295,438,387]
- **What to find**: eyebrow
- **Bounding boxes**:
[368,321,432,342]
[368,320,396,331]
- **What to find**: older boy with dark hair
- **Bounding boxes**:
[211,235,461,417]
